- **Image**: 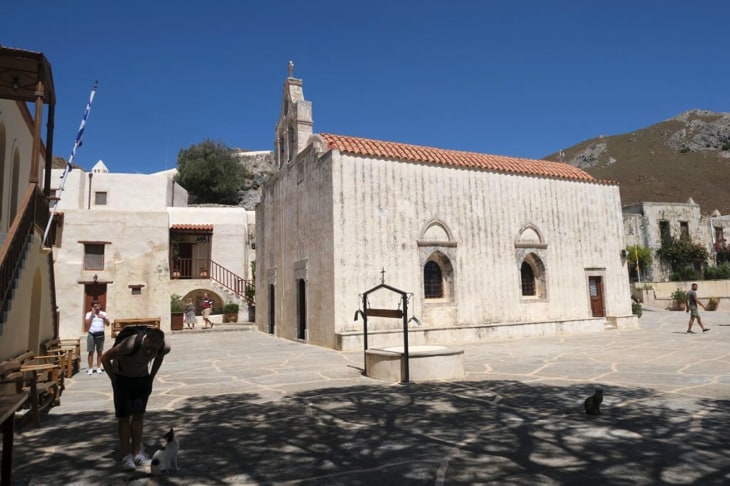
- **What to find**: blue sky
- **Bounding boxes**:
[4,1,729,174]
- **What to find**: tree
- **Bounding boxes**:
[174,139,249,204]
[626,245,653,281]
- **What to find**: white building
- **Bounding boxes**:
[257,74,637,351]
[50,160,255,338]
[0,46,57,359]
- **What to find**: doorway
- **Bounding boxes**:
[588,276,605,317]
[268,284,275,334]
[296,279,306,340]
[84,283,107,331]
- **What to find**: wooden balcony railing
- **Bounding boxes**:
[0,185,53,324]
[169,257,254,306]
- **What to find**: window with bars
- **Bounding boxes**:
[424,261,443,298]
[84,244,105,270]
[521,261,536,296]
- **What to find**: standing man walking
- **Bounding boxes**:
[84,301,110,375]
[686,282,710,334]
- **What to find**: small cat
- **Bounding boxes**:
[584,388,603,415]
[150,427,179,475]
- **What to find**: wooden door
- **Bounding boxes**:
[84,284,107,330]
[588,276,605,317]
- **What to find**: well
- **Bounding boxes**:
[365,345,465,382]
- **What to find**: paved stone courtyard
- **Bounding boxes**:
[9,306,730,485]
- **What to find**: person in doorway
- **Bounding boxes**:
[184,298,196,329]
[201,292,214,329]
[101,327,171,471]
[686,282,710,334]
[84,301,110,375]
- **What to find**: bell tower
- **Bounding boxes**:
[274,61,313,169]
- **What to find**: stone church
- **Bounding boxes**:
[255,71,637,351]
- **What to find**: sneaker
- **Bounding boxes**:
[96,368,104,373]
[134,451,151,466]
[87,369,94,375]
[703,328,711,333]
[120,454,136,471]
[686,330,695,334]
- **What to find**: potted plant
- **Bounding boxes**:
[706,296,720,311]
[170,293,184,330]
[223,302,240,323]
[670,288,687,311]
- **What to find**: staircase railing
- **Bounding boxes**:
[0,184,51,322]
[209,260,255,306]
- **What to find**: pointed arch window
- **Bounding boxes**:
[521,262,536,296]
[424,261,443,298]
[520,253,546,299]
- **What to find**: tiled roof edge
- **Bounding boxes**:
[320,133,617,185]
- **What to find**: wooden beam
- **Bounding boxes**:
[365,308,403,318]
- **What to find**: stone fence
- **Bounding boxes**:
[633,280,730,310]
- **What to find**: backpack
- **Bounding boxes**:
[113,326,149,356]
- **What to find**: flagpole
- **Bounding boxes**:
[42,81,98,247]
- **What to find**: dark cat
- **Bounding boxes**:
[584,388,603,415]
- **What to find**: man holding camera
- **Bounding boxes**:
[84,301,110,375]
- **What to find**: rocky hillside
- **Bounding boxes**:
[233,150,275,210]
[544,110,730,213]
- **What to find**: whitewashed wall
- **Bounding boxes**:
[331,153,631,329]
[257,146,634,350]
[0,100,36,233]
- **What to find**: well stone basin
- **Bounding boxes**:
[365,345,465,382]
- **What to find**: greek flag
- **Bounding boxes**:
[61,80,98,178]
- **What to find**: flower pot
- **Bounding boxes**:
[171,312,184,330]
[225,312,239,323]
[670,300,685,311]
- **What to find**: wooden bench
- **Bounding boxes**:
[60,338,81,376]
[0,361,26,396]
[12,351,64,426]
[111,317,161,338]
[41,338,80,378]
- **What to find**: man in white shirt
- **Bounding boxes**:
[84,301,110,374]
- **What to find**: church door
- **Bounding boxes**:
[268,284,275,334]
[297,279,306,340]
[588,276,605,317]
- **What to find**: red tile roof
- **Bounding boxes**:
[320,133,608,183]
[170,224,213,232]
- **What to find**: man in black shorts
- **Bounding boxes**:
[101,327,171,471]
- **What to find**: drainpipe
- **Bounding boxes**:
[87,172,93,209]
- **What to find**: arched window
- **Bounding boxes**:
[521,262,536,296]
[519,253,546,299]
[424,261,443,298]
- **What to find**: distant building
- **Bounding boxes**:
[623,199,730,282]
[256,73,637,351]
[50,160,255,338]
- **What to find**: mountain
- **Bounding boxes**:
[544,110,730,214]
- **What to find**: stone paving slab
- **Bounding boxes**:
[8,308,730,484]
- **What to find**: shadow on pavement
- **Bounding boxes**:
[12,380,730,485]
